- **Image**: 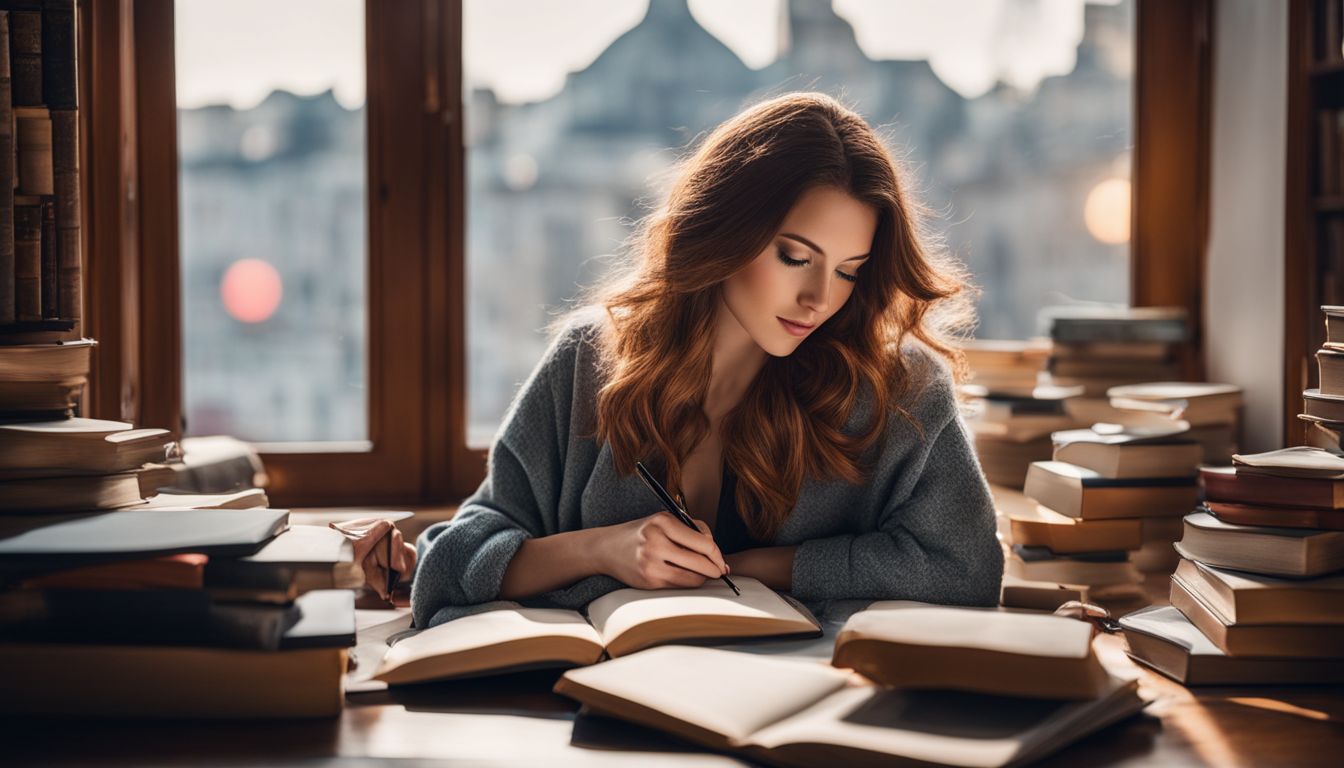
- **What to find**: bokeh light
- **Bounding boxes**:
[221,258,283,323]
[1084,177,1131,245]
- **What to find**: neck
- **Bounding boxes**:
[705,295,767,420]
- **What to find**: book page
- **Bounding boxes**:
[557,645,851,745]
[750,675,1140,768]
[586,576,818,650]
[373,607,602,684]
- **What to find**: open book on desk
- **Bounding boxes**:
[373,576,820,684]
[556,645,1145,768]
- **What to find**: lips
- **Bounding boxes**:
[778,317,816,337]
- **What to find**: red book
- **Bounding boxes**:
[1206,500,1344,531]
[1201,466,1344,511]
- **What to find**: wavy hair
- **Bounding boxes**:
[555,92,975,540]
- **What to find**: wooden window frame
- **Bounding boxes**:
[82,0,1209,507]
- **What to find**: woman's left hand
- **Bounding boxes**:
[328,518,417,600]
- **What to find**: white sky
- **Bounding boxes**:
[175,0,1123,110]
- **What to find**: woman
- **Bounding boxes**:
[412,92,1002,630]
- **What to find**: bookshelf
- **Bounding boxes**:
[1286,0,1344,445]
[0,1,81,339]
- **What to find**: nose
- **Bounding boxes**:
[798,268,831,316]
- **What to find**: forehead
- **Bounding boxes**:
[779,186,878,259]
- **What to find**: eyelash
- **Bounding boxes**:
[776,246,859,283]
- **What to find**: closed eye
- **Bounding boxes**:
[776,246,859,283]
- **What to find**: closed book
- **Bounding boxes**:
[13,106,52,195]
[0,588,300,650]
[1107,381,1243,426]
[556,646,1145,768]
[1201,465,1344,510]
[12,198,40,320]
[1169,575,1344,658]
[0,336,92,378]
[1120,605,1344,685]
[1300,414,1343,453]
[1329,306,1344,346]
[1052,340,1174,361]
[1320,349,1344,397]
[0,417,171,472]
[19,552,207,590]
[51,108,78,318]
[0,470,146,511]
[1051,429,1202,479]
[1206,499,1344,530]
[1024,460,1199,520]
[1008,501,1144,553]
[0,11,13,324]
[1174,511,1344,578]
[0,507,288,571]
[38,196,54,317]
[830,602,1111,699]
[1173,557,1344,625]
[1304,388,1344,422]
[1044,306,1188,344]
[142,488,270,510]
[1232,446,1344,480]
[7,5,40,106]
[1006,545,1141,586]
[0,644,346,718]
[40,0,75,110]
[998,575,1088,611]
[974,433,1053,489]
[203,525,362,595]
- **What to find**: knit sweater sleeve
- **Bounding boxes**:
[409,324,579,629]
[789,348,1004,608]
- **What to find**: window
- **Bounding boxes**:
[175,0,368,444]
[462,0,1136,446]
[87,0,1206,505]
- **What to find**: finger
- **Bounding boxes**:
[655,537,724,579]
[361,553,389,599]
[400,542,418,575]
[653,514,727,573]
[654,563,706,589]
[389,528,411,573]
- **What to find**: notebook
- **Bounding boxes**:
[830,602,1111,699]
[372,577,820,685]
[555,646,1145,768]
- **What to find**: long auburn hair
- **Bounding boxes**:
[556,92,975,541]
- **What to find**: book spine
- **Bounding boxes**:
[39,195,54,317]
[7,7,40,107]
[13,198,40,320]
[14,106,52,196]
[40,0,74,110]
[0,12,13,325]
[51,108,76,319]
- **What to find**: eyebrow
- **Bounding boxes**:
[780,233,870,262]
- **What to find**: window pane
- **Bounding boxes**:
[175,0,367,442]
[464,0,1134,446]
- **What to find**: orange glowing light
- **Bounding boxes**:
[221,258,283,323]
[1084,177,1131,245]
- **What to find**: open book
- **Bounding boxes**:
[555,645,1145,768]
[373,577,820,684]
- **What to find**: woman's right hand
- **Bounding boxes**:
[594,512,729,589]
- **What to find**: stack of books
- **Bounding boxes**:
[1039,305,1187,397]
[1119,446,1344,685]
[0,415,183,511]
[1010,427,1202,598]
[1104,381,1243,464]
[959,338,1051,395]
[554,603,1146,767]
[962,382,1082,489]
[0,508,359,717]
[1303,305,1344,451]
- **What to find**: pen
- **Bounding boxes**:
[635,460,740,596]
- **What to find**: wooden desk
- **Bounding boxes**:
[3,604,1342,767]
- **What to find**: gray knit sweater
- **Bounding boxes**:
[411,313,1003,629]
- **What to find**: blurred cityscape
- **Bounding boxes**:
[177,0,1133,445]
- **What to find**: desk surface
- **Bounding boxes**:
[4,591,1344,767]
